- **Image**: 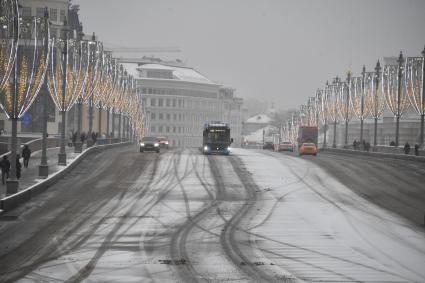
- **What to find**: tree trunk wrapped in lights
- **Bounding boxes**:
[47,25,87,165]
[383,52,410,147]
[1,12,49,194]
[0,0,19,92]
[367,61,385,147]
[405,54,424,147]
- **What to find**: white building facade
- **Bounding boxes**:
[133,61,243,148]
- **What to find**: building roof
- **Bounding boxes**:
[244,125,278,143]
[246,114,273,124]
[139,63,214,84]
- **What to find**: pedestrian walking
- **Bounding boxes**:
[72,131,77,146]
[0,155,10,185]
[22,144,31,168]
[353,140,357,150]
[365,142,371,152]
[404,142,410,154]
[16,154,21,179]
[414,144,419,156]
[80,131,86,144]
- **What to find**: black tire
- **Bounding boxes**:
[140,149,143,153]
[156,150,160,153]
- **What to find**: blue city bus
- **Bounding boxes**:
[202,122,233,155]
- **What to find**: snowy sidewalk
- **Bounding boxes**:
[0,146,83,199]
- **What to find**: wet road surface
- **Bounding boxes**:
[0,146,424,282]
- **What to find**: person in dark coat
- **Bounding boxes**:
[22,144,31,168]
[414,144,419,156]
[80,132,86,144]
[404,142,411,154]
[0,156,10,185]
[16,154,21,179]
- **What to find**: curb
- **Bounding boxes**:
[320,147,425,163]
[0,142,131,213]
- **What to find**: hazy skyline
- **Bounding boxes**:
[74,0,425,111]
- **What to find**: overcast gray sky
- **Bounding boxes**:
[73,0,425,110]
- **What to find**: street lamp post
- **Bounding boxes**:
[57,22,69,165]
[383,52,409,147]
[373,61,383,147]
[3,9,49,193]
[39,7,50,178]
[421,47,425,147]
[405,48,425,148]
[330,77,341,148]
[396,52,404,146]
[360,66,366,143]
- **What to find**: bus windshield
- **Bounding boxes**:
[206,131,229,143]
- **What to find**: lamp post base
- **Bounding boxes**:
[38,164,49,179]
[74,141,82,153]
[58,153,67,166]
[6,180,19,195]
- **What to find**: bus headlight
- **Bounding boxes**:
[140,143,145,147]
[154,143,159,147]
[227,147,231,151]
[204,146,209,151]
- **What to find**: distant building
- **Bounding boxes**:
[127,58,243,147]
[243,114,273,135]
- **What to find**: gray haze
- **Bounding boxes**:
[74,0,425,110]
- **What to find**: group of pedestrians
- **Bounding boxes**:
[70,131,99,146]
[352,140,371,151]
[0,145,31,185]
[403,142,420,155]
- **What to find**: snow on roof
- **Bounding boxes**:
[244,125,278,143]
[139,64,215,84]
[246,114,273,124]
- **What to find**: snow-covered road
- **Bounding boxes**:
[0,146,424,282]
[235,149,425,282]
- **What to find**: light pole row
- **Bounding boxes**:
[0,2,146,194]
[282,46,425,150]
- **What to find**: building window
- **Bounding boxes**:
[173,114,177,120]
[173,99,176,107]
[151,113,156,120]
[173,126,176,133]
[159,113,163,120]
[178,99,182,108]
[158,98,163,107]
[158,126,163,133]
[166,126,170,133]
[151,125,156,133]
[60,9,66,22]
[36,7,44,18]
[50,27,57,39]
[150,98,156,107]
[166,113,170,120]
[21,7,31,18]
[166,99,170,107]
[49,8,57,21]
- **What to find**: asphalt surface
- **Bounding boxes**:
[0,146,424,282]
